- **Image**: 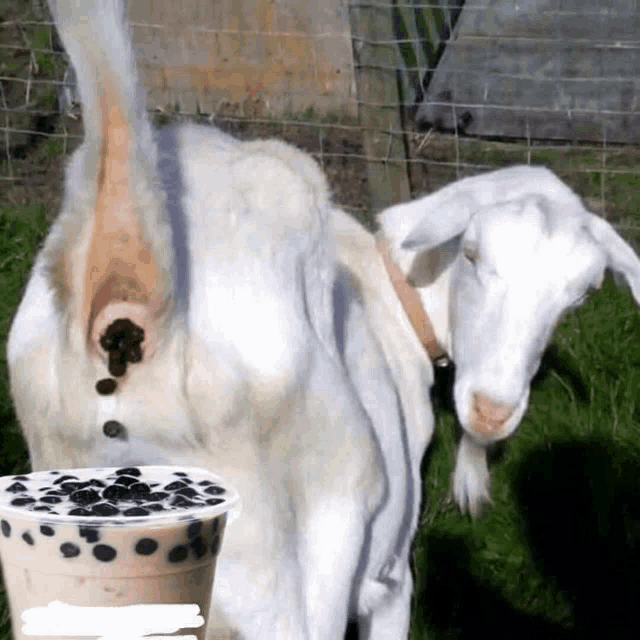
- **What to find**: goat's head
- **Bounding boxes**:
[381,165,640,513]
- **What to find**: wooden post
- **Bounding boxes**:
[349,0,412,215]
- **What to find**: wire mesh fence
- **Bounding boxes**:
[1,0,639,234]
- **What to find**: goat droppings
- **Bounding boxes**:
[95,378,117,395]
[102,420,127,440]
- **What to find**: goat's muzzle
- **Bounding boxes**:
[470,392,514,436]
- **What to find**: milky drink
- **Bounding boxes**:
[0,465,240,640]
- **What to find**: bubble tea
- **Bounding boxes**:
[0,465,240,640]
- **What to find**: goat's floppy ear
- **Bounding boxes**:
[45,0,174,352]
[586,213,640,303]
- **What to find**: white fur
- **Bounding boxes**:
[379,165,640,516]
[6,1,429,638]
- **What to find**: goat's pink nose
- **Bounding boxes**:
[470,392,514,435]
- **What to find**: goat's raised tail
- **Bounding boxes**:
[43,0,175,359]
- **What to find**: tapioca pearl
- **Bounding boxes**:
[70,489,101,505]
[175,487,198,499]
[212,518,220,535]
[168,545,188,563]
[53,475,78,485]
[33,506,52,512]
[173,472,188,477]
[40,525,55,537]
[204,485,226,496]
[128,483,151,499]
[123,507,149,517]
[22,532,34,546]
[170,495,198,508]
[5,481,28,493]
[93,544,117,562]
[60,481,84,494]
[91,502,120,517]
[206,498,224,506]
[79,527,100,543]
[211,534,221,556]
[189,536,207,559]
[114,476,139,488]
[145,503,165,512]
[146,492,169,502]
[198,480,215,487]
[39,496,62,504]
[187,521,203,539]
[11,497,36,507]
[1,520,10,537]
[134,538,158,556]
[45,490,67,496]
[13,476,29,481]
[87,479,106,488]
[60,542,80,558]
[164,481,188,491]
[102,484,131,502]
[68,507,93,516]
[115,467,141,477]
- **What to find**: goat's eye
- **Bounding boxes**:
[463,246,478,264]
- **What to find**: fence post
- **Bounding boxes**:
[349,0,412,215]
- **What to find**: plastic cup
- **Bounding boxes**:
[0,465,240,640]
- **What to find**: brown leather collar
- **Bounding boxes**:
[376,232,450,367]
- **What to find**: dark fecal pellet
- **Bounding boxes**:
[175,487,198,499]
[189,536,207,559]
[164,481,188,491]
[145,503,165,512]
[39,496,62,504]
[146,492,169,502]
[1,520,11,537]
[33,506,52,512]
[91,502,120,517]
[127,344,142,364]
[11,497,35,506]
[102,485,131,502]
[96,378,117,395]
[93,544,117,562]
[108,351,127,378]
[53,475,78,485]
[123,507,149,517]
[70,489,101,506]
[204,485,225,496]
[115,468,141,477]
[135,538,158,556]
[68,507,92,516]
[40,525,55,537]
[168,545,188,563]
[103,420,126,439]
[6,482,28,493]
[187,521,202,539]
[129,483,151,499]
[171,495,197,508]
[131,325,144,343]
[22,532,34,546]
[79,527,100,543]
[60,542,80,558]
[114,475,139,488]
[206,498,224,506]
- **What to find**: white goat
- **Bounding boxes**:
[6,1,427,638]
[351,165,640,516]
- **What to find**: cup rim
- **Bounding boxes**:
[0,465,241,527]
